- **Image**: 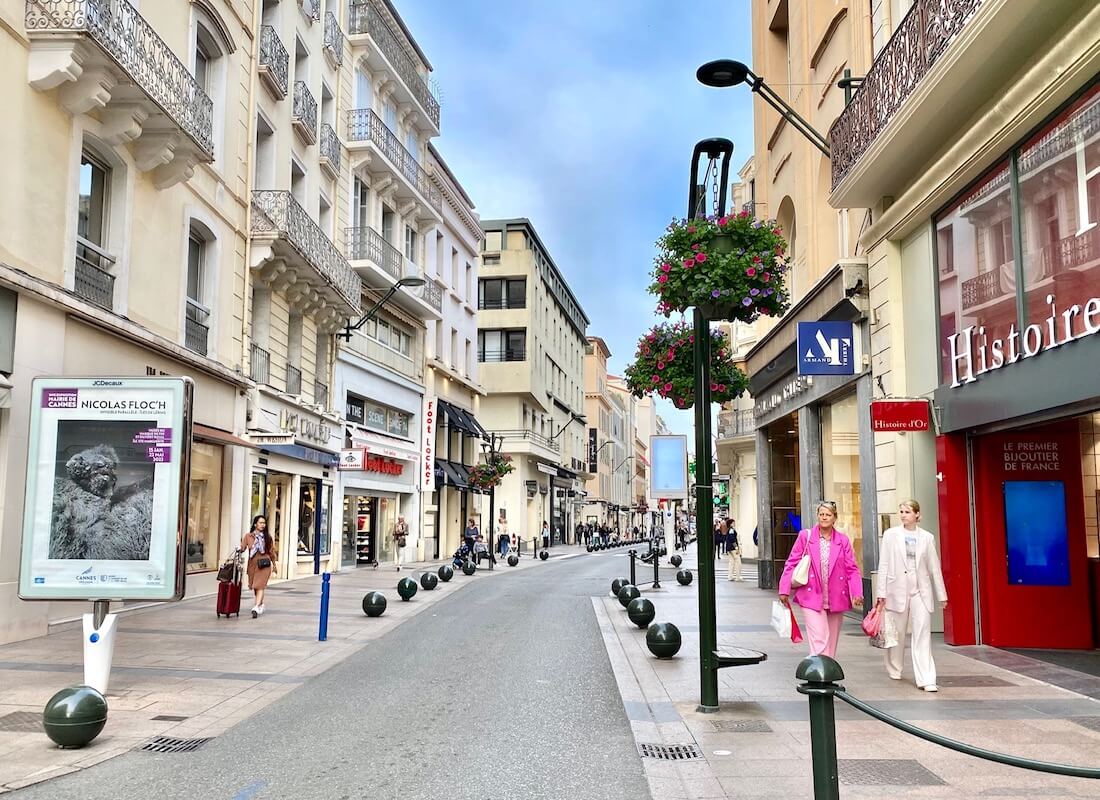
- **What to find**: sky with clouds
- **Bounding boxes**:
[396,0,755,439]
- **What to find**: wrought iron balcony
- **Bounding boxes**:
[348,1,440,129]
[250,190,361,313]
[961,266,1012,310]
[286,364,303,395]
[314,380,329,409]
[828,0,986,189]
[323,11,344,67]
[347,226,402,280]
[421,279,443,312]
[184,300,210,355]
[346,108,441,212]
[717,409,755,440]
[319,123,341,178]
[250,344,270,385]
[292,81,317,144]
[74,239,115,310]
[259,24,289,99]
[26,0,213,174]
[298,0,320,22]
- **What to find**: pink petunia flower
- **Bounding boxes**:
[687,225,696,233]
[661,263,671,273]
[691,244,701,251]
[718,216,729,226]
[696,253,707,264]
[683,258,695,268]
[664,382,673,392]
[762,272,771,282]
[710,382,718,391]
[657,362,665,370]
[746,267,756,277]
[719,384,726,392]
[658,274,668,283]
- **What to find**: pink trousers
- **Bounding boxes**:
[801,608,845,658]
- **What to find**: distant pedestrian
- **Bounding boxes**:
[497,513,510,559]
[726,521,743,582]
[393,516,409,571]
[753,526,758,547]
[464,518,478,556]
[715,518,727,560]
[541,521,550,549]
[474,533,492,565]
[242,515,275,618]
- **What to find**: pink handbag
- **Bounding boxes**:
[861,606,882,637]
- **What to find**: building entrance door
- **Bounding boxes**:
[266,474,293,579]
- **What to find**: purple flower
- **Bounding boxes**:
[750,288,760,296]
[742,297,752,306]
[711,289,721,298]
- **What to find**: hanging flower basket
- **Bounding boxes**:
[650,210,791,322]
[468,453,515,491]
[623,321,748,409]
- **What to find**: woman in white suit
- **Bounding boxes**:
[874,499,948,692]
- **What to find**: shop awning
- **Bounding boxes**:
[347,425,419,462]
[194,423,258,449]
[436,459,469,489]
[438,400,488,439]
[557,466,577,480]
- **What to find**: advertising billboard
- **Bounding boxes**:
[649,435,688,500]
[19,377,193,601]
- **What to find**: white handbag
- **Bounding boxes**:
[791,554,811,588]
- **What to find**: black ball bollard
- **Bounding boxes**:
[611,577,629,596]
[670,554,683,568]
[586,545,593,552]
[627,597,656,628]
[420,572,438,591]
[646,622,682,658]
[362,591,387,617]
[397,577,418,600]
[43,685,108,748]
[676,569,693,585]
[540,550,549,561]
[438,564,454,582]
[617,584,641,608]
[507,554,519,566]
[462,560,476,576]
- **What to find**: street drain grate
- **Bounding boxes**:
[711,719,772,733]
[638,743,703,760]
[151,715,190,722]
[937,674,1014,687]
[139,736,213,754]
[1070,717,1100,733]
[0,711,43,732]
[839,759,945,786]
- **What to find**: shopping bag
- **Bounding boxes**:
[771,600,791,638]
[216,559,236,583]
[789,608,803,644]
[870,612,900,649]
[861,606,882,637]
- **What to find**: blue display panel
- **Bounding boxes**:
[1003,481,1070,586]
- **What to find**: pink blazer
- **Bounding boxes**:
[778,526,863,613]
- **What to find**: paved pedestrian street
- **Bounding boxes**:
[2,546,1100,798]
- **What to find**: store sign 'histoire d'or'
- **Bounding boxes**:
[870,399,931,432]
[947,292,1100,388]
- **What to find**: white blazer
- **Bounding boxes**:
[875,525,947,614]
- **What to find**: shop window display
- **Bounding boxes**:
[821,394,863,572]
[297,482,332,556]
[186,442,224,572]
[767,415,801,577]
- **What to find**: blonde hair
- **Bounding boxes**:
[816,501,837,516]
[900,499,921,514]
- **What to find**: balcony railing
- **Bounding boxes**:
[74,239,115,310]
[478,298,527,310]
[961,266,1012,310]
[1038,228,1100,278]
[495,429,560,453]
[323,11,344,66]
[346,109,441,212]
[479,348,526,363]
[26,0,214,157]
[314,380,329,408]
[347,226,402,280]
[319,122,341,176]
[421,280,443,311]
[292,81,317,143]
[348,1,440,128]
[828,0,985,189]
[286,364,302,395]
[258,24,289,98]
[250,344,270,385]
[298,0,320,22]
[250,190,361,311]
[185,300,209,355]
[718,409,755,439]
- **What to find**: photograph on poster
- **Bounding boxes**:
[50,419,158,561]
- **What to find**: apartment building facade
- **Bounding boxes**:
[828,0,1100,649]
[0,0,257,642]
[581,337,613,527]
[477,219,588,548]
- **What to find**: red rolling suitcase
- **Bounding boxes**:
[216,579,241,618]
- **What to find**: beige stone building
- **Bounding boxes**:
[477,219,588,549]
[0,0,258,642]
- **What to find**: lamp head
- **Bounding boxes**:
[697,59,750,88]
[397,276,426,288]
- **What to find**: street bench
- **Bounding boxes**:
[713,646,767,669]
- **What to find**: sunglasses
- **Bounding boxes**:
[817,500,838,510]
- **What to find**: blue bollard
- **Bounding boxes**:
[318,572,331,642]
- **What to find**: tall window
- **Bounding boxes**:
[194,37,211,92]
[356,65,372,109]
[192,17,227,161]
[383,100,397,132]
[405,225,418,264]
[353,177,369,229]
[185,227,210,355]
[78,152,109,250]
[478,329,526,362]
[75,149,115,309]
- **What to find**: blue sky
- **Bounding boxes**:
[396,0,754,438]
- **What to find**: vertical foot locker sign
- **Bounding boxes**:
[18,377,193,693]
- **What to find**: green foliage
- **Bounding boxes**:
[468,453,515,491]
[623,321,748,410]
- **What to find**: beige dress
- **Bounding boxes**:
[242,531,274,590]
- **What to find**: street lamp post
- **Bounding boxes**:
[339,276,427,342]
[480,432,504,561]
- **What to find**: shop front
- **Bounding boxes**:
[247,390,341,581]
[934,80,1100,648]
[746,260,877,592]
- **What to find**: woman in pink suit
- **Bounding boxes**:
[778,501,864,658]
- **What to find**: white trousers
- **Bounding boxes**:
[884,597,936,688]
[727,551,742,581]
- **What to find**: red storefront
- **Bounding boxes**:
[933,80,1100,649]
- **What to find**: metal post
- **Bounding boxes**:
[92,600,109,630]
[313,477,323,575]
[652,543,661,588]
[629,549,637,586]
[318,572,331,642]
[797,656,844,800]
[694,306,718,712]
[842,68,852,105]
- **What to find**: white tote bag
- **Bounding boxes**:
[771,600,791,638]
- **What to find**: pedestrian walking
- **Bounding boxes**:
[393,516,409,571]
[726,520,743,581]
[715,518,726,561]
[497,513,510,559]
[541,521,550,549]
[778,501,864,658]
[875,499,948,692]
[464,518,478,556]
[241,515,275,618]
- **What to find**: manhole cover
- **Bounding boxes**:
[139,736,213,754]
[638,743,703,760]
[711,719,772,733]
[839,759,945,786]
[151,715,190,722]
[1071,717,1100,733]
[0,711,43,732]
[938,674,1014,687]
